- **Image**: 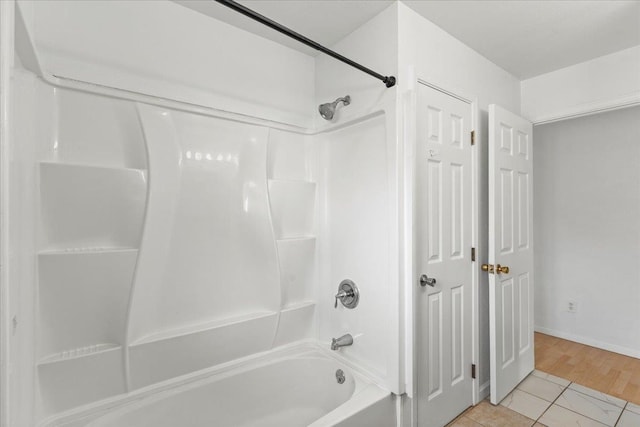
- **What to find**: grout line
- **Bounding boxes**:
[512,386,557,404]
[484,393,538,427]
[498,373,565,425]
[534,379,572,423]
[567,383,628,408]
[546,381,626,427]
[613,402,628,427]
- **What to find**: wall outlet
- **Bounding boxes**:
[567,300,578,313]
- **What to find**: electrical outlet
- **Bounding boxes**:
[567,300,577,313]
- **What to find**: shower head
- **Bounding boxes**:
[318,95,351,121]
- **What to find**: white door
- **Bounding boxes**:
[416,84,474,427]
[487,104,534,404]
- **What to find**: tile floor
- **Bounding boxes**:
[448,370,640,427]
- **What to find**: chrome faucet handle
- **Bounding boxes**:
[334,280,359,309]
[334,290,348,308]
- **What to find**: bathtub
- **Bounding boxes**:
[47,345,394,427]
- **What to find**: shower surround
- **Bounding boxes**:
[5,1,402,425]
[37,87,318,415]
[15,71,395,425]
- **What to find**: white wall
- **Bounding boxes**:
[398,3,521,113]
[533,106,640,358]
[314,3,398,126]
[397,1,521,396]
[521,46,640,124]
[19,0,315,128]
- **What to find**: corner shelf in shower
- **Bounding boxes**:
[37,249,138,361]
[37,345,126,417]
[282,300,315,311]
[268,178,316,184]
[39,162,147,251]
[276,236,316,242]
[39,161,147,174]
[36,160,146,416]
[38,247,139,255]
[37,343,122,366]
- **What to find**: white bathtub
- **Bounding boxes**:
[48,345,394,427]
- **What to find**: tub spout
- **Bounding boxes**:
[331,334,353,351]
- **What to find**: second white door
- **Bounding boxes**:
[487,104,534,404]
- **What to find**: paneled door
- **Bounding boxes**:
[487,104,534,404]
[416,83,474,427]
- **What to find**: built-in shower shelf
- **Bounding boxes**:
[130,311,279,347]
[127,312,280,389]
[268,179,316,186]
[38,250,137,360]
[282,300,315,311]
[40,161,147,175]
[38,247,138,256]
[276,236,316,242]
[267,178,315,185]
[39,161,147,251]
[38,345,126,416]
[38,343,121,366]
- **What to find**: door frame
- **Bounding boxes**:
[0,1,15,426]
[407,77,480,426]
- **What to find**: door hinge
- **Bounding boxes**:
[471,130,476,146]
[471,364,476,379]
[471,247,476,262]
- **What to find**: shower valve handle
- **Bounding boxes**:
[334,280,359,309]
[334,290,349,308]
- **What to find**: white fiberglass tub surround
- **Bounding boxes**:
[52,346,393,427]
[10,2,399,423]
[11,67,396,425]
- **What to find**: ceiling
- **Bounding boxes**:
[176,0,640,80]
[175,0,394,56]
[403,1,640,79]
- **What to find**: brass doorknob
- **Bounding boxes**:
[481,264,510,274]
[481,264,494,273]
[496,264,510,274]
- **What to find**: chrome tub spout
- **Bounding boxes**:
[331,334,353,350]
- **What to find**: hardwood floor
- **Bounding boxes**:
[535,332,640,405]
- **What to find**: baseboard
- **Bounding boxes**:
[478,380,490,402]
[535,326,640,359]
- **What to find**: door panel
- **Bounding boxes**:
[417,84,473,427]
[488,104,534,405]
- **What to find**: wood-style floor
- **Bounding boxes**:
[535,332,640,405]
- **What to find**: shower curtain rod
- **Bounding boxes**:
[214,0,397,88]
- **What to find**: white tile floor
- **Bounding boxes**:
[500,370,639,427]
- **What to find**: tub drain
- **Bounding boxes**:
[336,369,345,384]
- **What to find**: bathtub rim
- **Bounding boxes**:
[40,340,389,427]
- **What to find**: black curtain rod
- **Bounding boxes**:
[214,0,397,88]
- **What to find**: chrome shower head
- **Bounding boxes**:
[318,95,351,120]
